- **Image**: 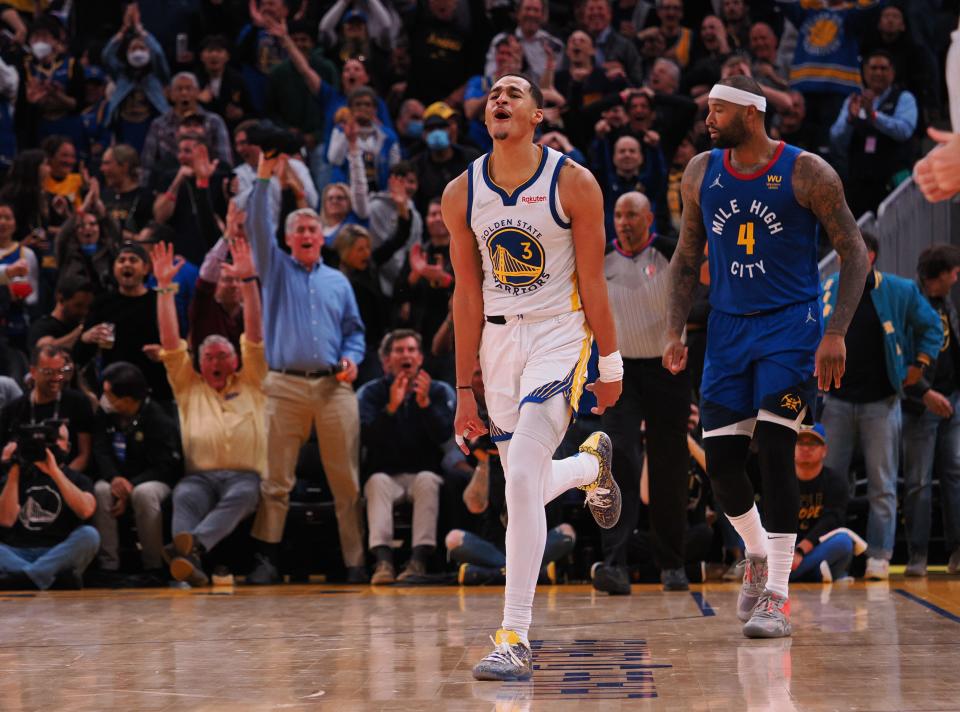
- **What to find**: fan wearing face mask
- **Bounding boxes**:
[101,3,171,154]
[19,15,85,149]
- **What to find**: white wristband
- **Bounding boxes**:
[598,351,624,383]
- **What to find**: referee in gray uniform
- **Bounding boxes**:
[592,192,693,594]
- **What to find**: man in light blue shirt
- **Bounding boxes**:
[244,154,367,585]
[830,49,918,216]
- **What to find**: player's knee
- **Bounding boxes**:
[754,419,798,471]
[703,434,754,515]
[445,529,465,551]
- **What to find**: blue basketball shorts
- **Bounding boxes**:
[700,299,822,433]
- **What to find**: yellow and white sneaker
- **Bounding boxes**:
[578,432,621,529]
[472,629,533,681]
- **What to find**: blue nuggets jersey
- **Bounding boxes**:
[699,141,820,315]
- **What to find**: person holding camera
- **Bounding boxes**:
[244,152,366,585]
[91,361,182,580]
[0,423,99,590]
[0,344,94,473]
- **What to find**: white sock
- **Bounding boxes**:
[726,504,768,558]
[544,452,599,502]
[765,532,796,598]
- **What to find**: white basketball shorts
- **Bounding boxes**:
[478,309,593,441]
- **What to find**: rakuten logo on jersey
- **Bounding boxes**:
[521,195,546,204]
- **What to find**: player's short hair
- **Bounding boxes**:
[917,244,960,282]
[379,329,423,359]
[493,73,544,109]
[860,230,880,258]
[716,74,765,102]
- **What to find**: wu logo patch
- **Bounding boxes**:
[780,394,802,413]
[709,174,724,189]
[487,226,545,287]
[766,174,782,190]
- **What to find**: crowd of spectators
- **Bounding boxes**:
[0,0,956,590]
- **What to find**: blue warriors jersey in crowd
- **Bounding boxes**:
[699,141,820,315]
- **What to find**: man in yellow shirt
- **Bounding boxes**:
[151,223,265,587]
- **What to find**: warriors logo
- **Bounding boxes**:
[488,227,545,288]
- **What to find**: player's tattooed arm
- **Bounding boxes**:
[794,152,869,337]
[666,152,709,338]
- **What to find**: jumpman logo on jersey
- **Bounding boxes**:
[805,307,816,324]
[709,174,724,189]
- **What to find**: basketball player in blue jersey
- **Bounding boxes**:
[663,75,869,638]
[441,73,624,681]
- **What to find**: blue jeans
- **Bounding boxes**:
[0,525,100,590]
[902,392,960,557]
[821,395,900,560]
[790,532,855,582]
[449,527,574,569]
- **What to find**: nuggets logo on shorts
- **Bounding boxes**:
[488,227,545,288]
[780,393,802,413]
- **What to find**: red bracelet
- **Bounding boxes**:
[164,191,177,203]
[196,178,209,189]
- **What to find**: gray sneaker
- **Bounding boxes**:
[722,558,746,582]
[948,548,960,575]
[578,432,621,529]
[472,629,533,681]
[660,567,690,591]
[737,554,768,622]
[905,553,928,577]
[742,590,792,638]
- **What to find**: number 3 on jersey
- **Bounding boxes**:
[737,222,755,255]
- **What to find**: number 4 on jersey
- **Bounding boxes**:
[737,222,755,255]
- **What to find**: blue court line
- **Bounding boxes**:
[690,591,716,617]
[893,588,960,624]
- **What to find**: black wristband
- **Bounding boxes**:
[241,276,258,283]
[456,385,472,390]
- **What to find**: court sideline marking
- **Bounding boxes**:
[893,588,960,624]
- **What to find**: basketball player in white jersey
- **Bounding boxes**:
[441,73,624,681]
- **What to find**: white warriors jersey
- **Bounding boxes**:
[467,146,581,317]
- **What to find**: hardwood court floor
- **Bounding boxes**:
[2,577,960,711]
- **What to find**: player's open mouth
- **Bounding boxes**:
[300,242,314,249]
[120,269,134,279]
[400,361,415,372]
[493,109,511,120]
